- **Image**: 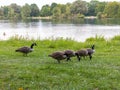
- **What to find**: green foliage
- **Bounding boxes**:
[64,5,71,18]
[97,12,107,18]
[111,35,120,41]
[86,35,105,41]
[116,4,120,17]
[59,4,66,14]
[1,1,120,19]
[0,8,4,16]
[95,2,107,14]
[0,3,40,20]
[0,36,120,89]
[50,3,57,12]
[70,0,88,15]
[104,1,120,18]
[40,5,51,17]
[87,0,99,16]
[30,4,40,17]
[52,6,61,18]
[97,12,102,18]
[3,6,9,18]
[77,13,85,18]
[8,4,21,20]
[21,4,31,19]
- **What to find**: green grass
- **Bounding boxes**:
[0,36,120,90]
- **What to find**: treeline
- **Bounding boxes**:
[0,3,40,20]
[0,0,120,20]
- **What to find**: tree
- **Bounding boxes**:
[0,8,4,17]
[87,0,99,16]
[104,1,119,18]
[9,3,21,14]
[52,6,61,18]
[95,2,106,14]
[40,5,51,16]
[21,4,31,19]
[8,8,14,19]
[70,0,88,15]
[30,4,39,17]
[60,4,66,14]
[65,5,71,17]
[8,3,21,19]
[3,6,9,17]
[50,2,57,15]
[117,3,120,17]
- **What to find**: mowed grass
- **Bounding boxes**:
[0,36,120,90]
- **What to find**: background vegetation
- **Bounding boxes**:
[0,0,120,19]
[0,36,120,89]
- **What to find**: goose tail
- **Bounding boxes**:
[15,49,19,52]
[48,54,52,57]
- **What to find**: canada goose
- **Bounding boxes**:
[64,50,75,61]
[75,49,88,61]
[48,51,67,63]
[15,43,37,56]
[86,45,95,60]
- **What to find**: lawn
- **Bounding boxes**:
[0,36,120,90]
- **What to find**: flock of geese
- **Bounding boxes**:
[15,43,95,63]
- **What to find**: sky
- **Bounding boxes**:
[0,0,120,9]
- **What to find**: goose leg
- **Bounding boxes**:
[77,55,81,61]
[25,53,28,57]
[57,60,60,63]
[66,57,71,61]
[89,55,92,60]
[83,56,86,59]
[23,53,26,56]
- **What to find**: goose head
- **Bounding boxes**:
[91,45,95,53]
[30,43,37,48]
[30,43,37,51]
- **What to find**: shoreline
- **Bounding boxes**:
[30,16,52,19]
[84,16,97,19]
[30,16,97,20]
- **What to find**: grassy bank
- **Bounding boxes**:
[0,36,120,90]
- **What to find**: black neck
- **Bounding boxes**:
[91,45,95,50]
[30,44,34,48]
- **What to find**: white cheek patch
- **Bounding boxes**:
[93,50,95,53]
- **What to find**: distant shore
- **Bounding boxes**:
[30,16,52,19]
[30,16,97,20]
[84,16,97,19]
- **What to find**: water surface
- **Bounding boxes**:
[0,19,120,42]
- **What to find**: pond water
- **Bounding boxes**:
[0,18,120,42]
